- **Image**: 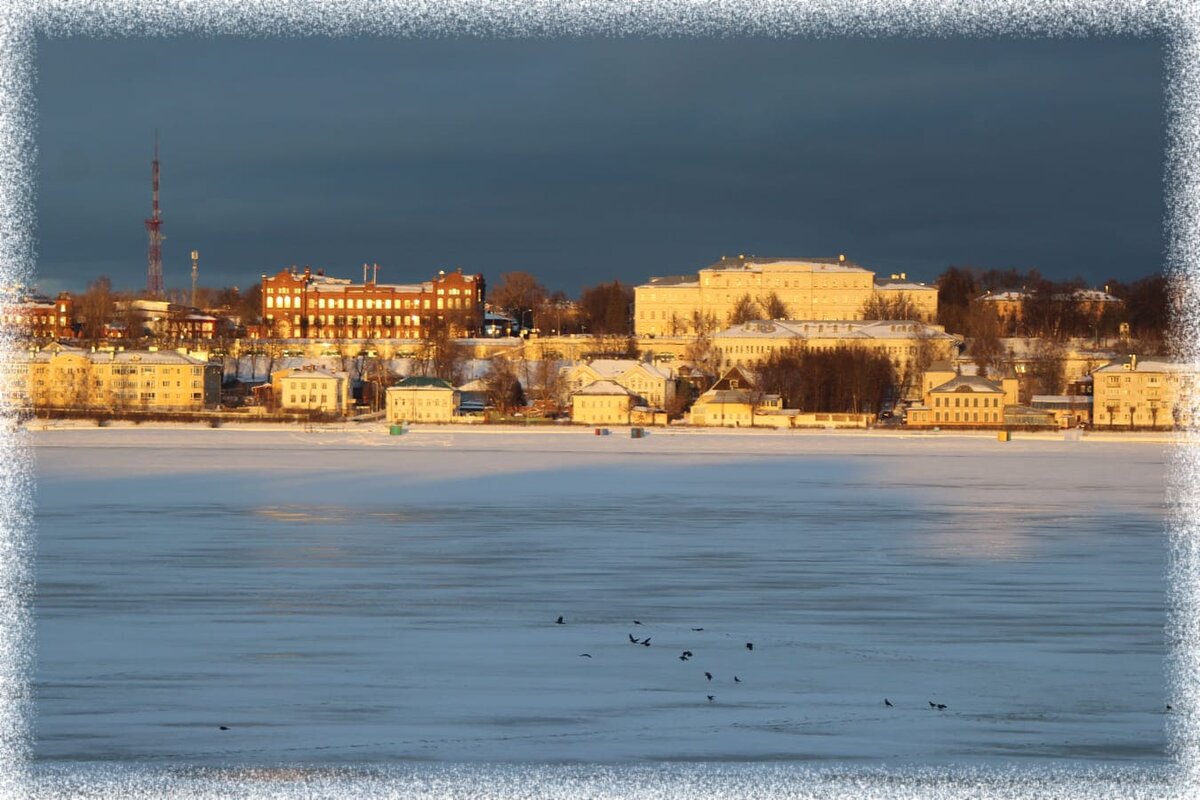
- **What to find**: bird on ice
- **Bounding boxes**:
[734,676,741,683]
[707,695,715,703]
[556,616,564,625]
[745,642,754,651]
[579,653,592,658]
[705,672,713,681]
[884,698,893,708]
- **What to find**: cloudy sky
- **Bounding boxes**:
[33,35,1164,297]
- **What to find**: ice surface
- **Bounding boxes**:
[30,427,1170,768]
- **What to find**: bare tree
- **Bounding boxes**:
[490,272,548,328]
[729,294,759,325]
[690,310,721,336]
[1025,338,1066,401]
[860,291,922,321]
[683,330,724,377]
[483,357,525,415]
[413,316,467,384]
[967,304,1006,375]
[762,292,790,320]
[78,276,116,342]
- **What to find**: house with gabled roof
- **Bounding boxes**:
[687,367,757,427]
[571,379,637,425]
[386,375,461,423]
[564,358,678,410]
[906,373,1009,427]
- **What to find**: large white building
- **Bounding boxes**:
[634,255,939,336]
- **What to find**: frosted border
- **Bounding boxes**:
[0,1,1194,798]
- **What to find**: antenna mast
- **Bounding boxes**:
[145,133,164,298]
[190,250,199,307]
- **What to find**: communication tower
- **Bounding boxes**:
[145,134,164,298]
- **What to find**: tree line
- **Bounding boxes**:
[936,266,1169,343]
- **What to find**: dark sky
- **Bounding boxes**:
[34,35,1164,297]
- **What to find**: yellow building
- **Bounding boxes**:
[273,366,351,415]
[906,374,1007,427]
[571,380,636,425]
[687,368,757,427]
[386,376,461,423]
[634,255,938,336]
[16,346,221,411]
[712,319,958,380]
[564,359,677,410]
[1092,355,1195,429]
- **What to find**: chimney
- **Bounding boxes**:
[373,263,378,284]
[363,263,369,283]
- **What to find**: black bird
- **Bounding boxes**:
[642,638,651,647]
[734,676,741,683]
[219,726,229,731]
[707,695,715,703]
[705,672,713,681]
[929,702,946,710]
[691,628,704,632]
[928,701,936,708]
[1167,704,1174,711]
[556,616,564,625]
[579,653,592,658]
[746,642,754,651]
[938,704,947,710]
[884,698,893,708]
[682,651,693,658]
[629,634,638,644]
[634,620,642,625]
[679,655,689,661]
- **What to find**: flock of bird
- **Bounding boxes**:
[554,614,952,710]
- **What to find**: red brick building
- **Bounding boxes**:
[259,265,484,340]
[1,291,75,340]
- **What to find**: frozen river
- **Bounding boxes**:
[30,426,1172,769]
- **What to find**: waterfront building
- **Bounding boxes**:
[571,379,636,425]
[386,376,461,423]
[273,365,352,416]
[711,319,958,380]
[16,346,220,412]
[563,359,677,410]
[686,367,757,427]
[906,374,1009,428]
[633,255,938,336]
[1091,355,1195,429]
[260,265,484,340]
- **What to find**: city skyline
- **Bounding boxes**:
[34,35,1165,296]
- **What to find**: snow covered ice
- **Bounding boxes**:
[30,426,1170,768]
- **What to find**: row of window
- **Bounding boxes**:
[933,411,1001,423]
[933,395,1000,408]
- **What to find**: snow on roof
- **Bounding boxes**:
[574,379,635,397]
[1031,395,1091,407]
[585,359,674,381]
[277,367,345,381]
[96,350,210,366]
[391,376,457,390]
[713,319,953,341]
[637,275,699,288]
[308,281,427,294]
[458,378,489,393]
[1093,357,1195,373]
[873,280,935,291]
[929,374,1004,394]
[703,256,870,274]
